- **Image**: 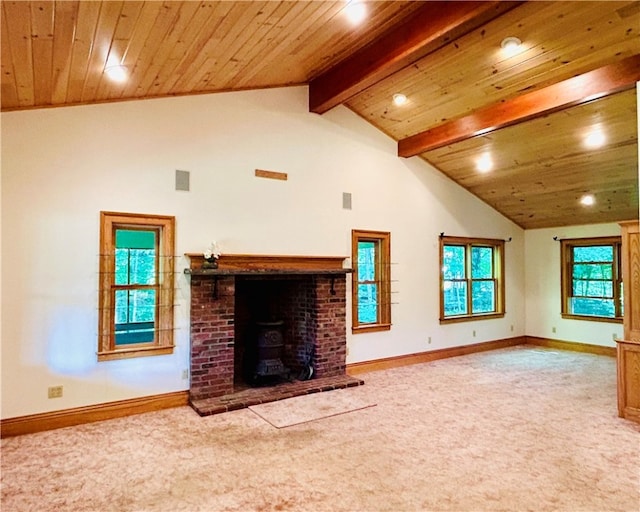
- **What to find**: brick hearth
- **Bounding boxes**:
[186,254,361,416]
[190,374,363,416]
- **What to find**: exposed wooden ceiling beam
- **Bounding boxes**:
[308,1,521,115]
[398,54,640,158]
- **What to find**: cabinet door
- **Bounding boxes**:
[617,340,640,422]
[620,221,640,342]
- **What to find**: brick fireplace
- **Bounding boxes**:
[185,254,363,416]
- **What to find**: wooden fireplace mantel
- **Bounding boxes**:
[184,253,351,275]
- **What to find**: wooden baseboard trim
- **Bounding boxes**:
[525,336,616,357]
[346,336,526,375]
[1,390,189,438]
[2,337,613,436]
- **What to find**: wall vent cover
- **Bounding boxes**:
[175,170,190,191]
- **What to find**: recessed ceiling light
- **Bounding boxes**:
[392,93,407,106]
[104,65,128,83]
[476,153,493,173]
[500,36,522,57]
[344,0,367,25]
[580,194,595,206]
[584,129,606,149]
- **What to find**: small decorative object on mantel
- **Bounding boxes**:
[202,241,221,269]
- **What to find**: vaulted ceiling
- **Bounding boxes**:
[2,1,639,229]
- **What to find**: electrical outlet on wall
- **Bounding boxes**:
[48,386,63,399]
[181,369,189,380]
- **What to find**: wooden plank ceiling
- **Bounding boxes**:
[1,1,425,108]
[2,0,639,229]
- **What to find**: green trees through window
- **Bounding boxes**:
[440,236,505,322]
[352,229,391,333]
[357,240,379,324]
[471,246,495,314]
[98,212,175,361]
[114,229,157,345]
[442,245,467,316]
[561,238,622,321]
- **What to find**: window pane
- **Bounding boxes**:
[357,283,378,324]
[115,229,156,249]
[115,248,129,285]
[129,289,156,322]
[129,249,156,284]
[115,289,156,346]
[472,281,495,313]
[357,241,376,281]
[114,229,157,286]
[572,280,613,298]
[115,289,129,324]
[573,263,612,280]
[573,245,613,263]
[443,245,465,279]
[114,289,156,323]
[115,321,155,345]
[444,281,467,316]
[570,297,615,317]
[115,248,156,285]
[471,247,493,279]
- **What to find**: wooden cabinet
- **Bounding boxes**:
[616,220,640,423]
[617,341,640,422]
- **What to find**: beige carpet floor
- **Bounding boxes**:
[2,346,639,512]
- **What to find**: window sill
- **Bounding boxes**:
[560,313,623,324]
[440,313,505,324]
[98,345,175,362]
[352,323,391,334]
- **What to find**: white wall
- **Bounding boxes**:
[0,86,525,419]
[525,81,640,348]
[525,223,625,346]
